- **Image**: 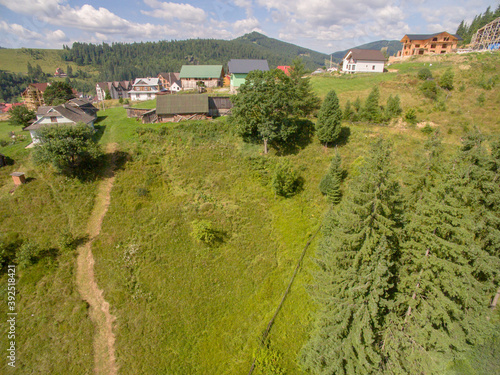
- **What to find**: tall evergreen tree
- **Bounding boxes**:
[382,137,499,373]
[362,86,382,123]
[289,58,321,117]
[318,152,343,205]
[316,90,342,147]
[301,139,401,374]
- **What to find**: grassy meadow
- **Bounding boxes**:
[0,51,498,374]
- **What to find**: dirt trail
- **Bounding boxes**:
[76,143,119,375]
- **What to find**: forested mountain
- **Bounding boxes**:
[61,33,328,81]
[331,40,403,61]
[456,4,500,44]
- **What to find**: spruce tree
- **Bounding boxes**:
[385,94,402,119]
[382,137,498,373]
[316,90,342,147]
[318,153,343,205]
[301,139,401,374]
[362,86,382,123]
[343,100,354,121]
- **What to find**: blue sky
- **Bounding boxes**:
[0,0,497,53]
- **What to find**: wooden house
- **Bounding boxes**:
[24,101,97,144]
[21,83,50,111]
[179,65,224,90]
[129,78,164,101]
[96,81,132,101]
[155,94,233,122]
[227,59,269,92]
[342,49,386,73]
[157,72,181,91]
[398,32,462,57]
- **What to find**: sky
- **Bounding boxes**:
[0,0,497,53]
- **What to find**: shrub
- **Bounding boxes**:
[405,108,418,124]
[361,86,382,123]
[420,80,439,100]
[385,94,403,119]
[434,100,447,112]
[421,124,434,134]
[16,241,41,269]
[118,97,124,104]
[439,69,454,90]
[417,68,432,80]
[190,220,217,245]
[272,160,301,197]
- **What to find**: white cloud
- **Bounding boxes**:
[141,0,206,23]
[232,17,261,34]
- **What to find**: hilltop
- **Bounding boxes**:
[331,39,402,62]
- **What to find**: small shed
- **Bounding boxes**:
[156,94,209,122]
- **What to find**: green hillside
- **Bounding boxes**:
[234,31,328,67]
[331,39,403,61]
[0,51,499,374]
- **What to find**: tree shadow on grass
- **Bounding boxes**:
[274,119,315,156]
[326,126,351,148]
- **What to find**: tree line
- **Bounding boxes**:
[301,133,500,374]
[60,37,321,82]
[456,5,500,44]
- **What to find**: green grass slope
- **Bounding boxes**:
[0,51,498,374]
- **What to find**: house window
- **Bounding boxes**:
[430,44,436,49]
[351,65,356,71]
[372,65,375,70]
[50,116,57,123]
[415,44,420,48]
[147,93,152,98]
[432,37,438,41]
[441,50,446,54]
[444,37,449,41]
[442,44,447,48]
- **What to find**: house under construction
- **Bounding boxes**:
[470,17,500,50]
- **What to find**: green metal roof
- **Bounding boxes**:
[179,65,224,79]
[156,94,209,115]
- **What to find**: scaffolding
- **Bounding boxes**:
[471,17,500,50]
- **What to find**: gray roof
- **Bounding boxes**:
[403,32,463,41]
[25,104,96,130]
[157,94,209,115]
[228,59,269,74]
[343,49,386,62]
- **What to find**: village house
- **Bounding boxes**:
[128,78,164,101]
[276,65,291,75]
[54,67,67,77]
[227,59,269,92]
[342,49,386,73]
[157,72,181,92]
[96,81,132,101]
[24,99,97,144]
[398,32,462,57]
[179,65,224,90]
[21,83,51,111]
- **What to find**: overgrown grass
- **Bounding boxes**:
[0,51,498,374]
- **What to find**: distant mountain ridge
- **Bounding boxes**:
[331,40,403,62]
[234,32,329,67]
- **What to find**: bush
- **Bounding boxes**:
[16,241,41,269]
[434,100,447,112]
[417,68,432,80]
[421,124,434,134]
[439,69,454,90]
[118,97,124,104]
[420,80,439,100]
[272,160,301,197]
[385,94,403,119]
[190,220,217,245]
[405,108,418,124]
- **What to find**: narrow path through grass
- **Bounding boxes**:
[76,142,119,375]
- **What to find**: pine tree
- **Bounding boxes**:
[382,137,498,373]
[318,153,343,205]
[385,94,402,119]
[301,139,401,374]
[362,86,382,123]
[343,100,354,121]
[316,90,342,147]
